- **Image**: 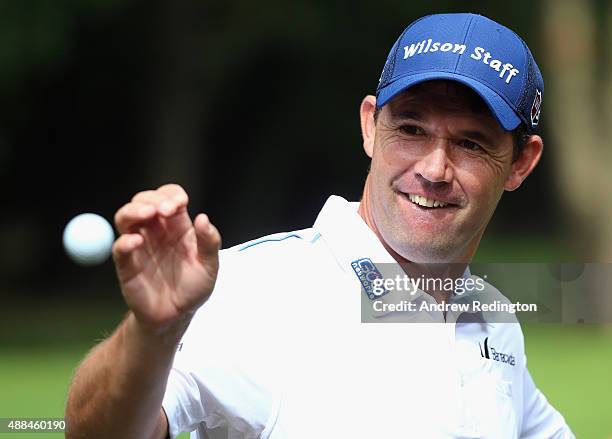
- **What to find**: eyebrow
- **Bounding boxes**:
[459,130,496,147]
[389,109,423,121]
[389,108,498,146]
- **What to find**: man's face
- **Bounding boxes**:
[362,81,527,263]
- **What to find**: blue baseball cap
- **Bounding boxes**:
[376,13,544,131]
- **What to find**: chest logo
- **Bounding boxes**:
[351,258,389,300]
[479,337,516,366]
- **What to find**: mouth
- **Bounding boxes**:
[404,193,455,209]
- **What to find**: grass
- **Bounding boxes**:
[0,347,78,439]
[0,346,189,438]
[523,324,612,439]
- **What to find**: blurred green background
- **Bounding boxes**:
[1,0,611,437]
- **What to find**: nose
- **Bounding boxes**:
[414,140,453,184]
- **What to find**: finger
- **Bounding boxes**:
[154,185,192,234]
[194,214,221,268]
[157,184,189,205]
[132,189,187,218]
[112,233,145,279]
[114,202,157,234]
[157,184,189,219]
[131,190,162,203]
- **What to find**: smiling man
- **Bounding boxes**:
[65,13,574,439]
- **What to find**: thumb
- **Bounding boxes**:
[194,213,221,271]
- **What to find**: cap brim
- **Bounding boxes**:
[376,72,521,131]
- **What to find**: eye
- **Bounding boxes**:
[399,124,425,136]
[457,139,482,151]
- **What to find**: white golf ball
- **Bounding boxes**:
[63,213,115,266]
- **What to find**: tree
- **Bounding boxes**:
[542,0,612,324]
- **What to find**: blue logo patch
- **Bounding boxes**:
[351,258,388,300]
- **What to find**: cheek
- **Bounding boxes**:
[374,137,416,177]
[454,149,512,189]
[369,140,408,217]
[485,155,512,181]
[450,145,511,176]
[457,165,506,210]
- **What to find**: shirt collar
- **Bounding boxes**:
[313,195,489,323]
[313,195,397,270]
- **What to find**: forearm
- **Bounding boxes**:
[65,312,189,439]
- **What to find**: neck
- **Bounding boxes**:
[358,175,472,303]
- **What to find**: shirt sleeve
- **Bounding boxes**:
[520,357,575,438]
[162,367,206,438]
[162,362,277,439]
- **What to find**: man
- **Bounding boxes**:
[65,13,574,439]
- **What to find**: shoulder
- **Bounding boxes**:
[227,227,321,254]
[181,227,328,357]
[198,227,327,309]
[218,227,324,268]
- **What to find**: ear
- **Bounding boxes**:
[504,134,544,191]
[360,95,377,158]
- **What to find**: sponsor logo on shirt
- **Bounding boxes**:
[479,337,516,366]
[351,258,389,300]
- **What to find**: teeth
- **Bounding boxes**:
[407,193,448,208]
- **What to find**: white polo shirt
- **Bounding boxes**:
[162,195,574,439]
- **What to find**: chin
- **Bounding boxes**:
[390,235,458,264]
[403,247,456,264]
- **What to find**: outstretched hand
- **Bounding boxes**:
[112,184,221,332]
